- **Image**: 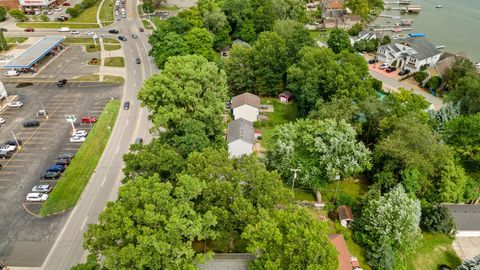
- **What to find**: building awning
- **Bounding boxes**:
[4,36,65,69]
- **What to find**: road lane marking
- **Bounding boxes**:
[80,216,88,231]
[101,176,107,187]
[115,146,120,154]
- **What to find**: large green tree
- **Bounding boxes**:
[83,175,217,269]
[273,19,315,64]
[327,28,352,54]
[224,44,255,95]
[266,119,371,192]
[150,32,189,69]
[443,58,476,91]
[242,207,338,270]
[183,27,217,61]
[0,6,7,22]
[354,185,421,270]
[9,9,27,22]
[345,0,370,19]
[446,74,480,115]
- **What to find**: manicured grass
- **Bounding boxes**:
[322,178,369,203]
[142,19,154,29]
[5,37,28,44]
[86,44,101,53]
[99,0,115,26]
[104,44,121,51]
[104,56,124,67]
[63,37,119,44]
[17,22,99,29]
[294,189,316,201]
[39,100,120,216]
[406,233,461,270]
[68,0,101,23]
[103,75,124,84]
[73,74,100,81]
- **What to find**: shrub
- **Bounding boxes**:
[426,76,442,90]
[348,23,363,36]
[0,6,7,22]
[372,78,382,91]
[420,204,455,234]
[40,14,50,21]
[414,71,428,83]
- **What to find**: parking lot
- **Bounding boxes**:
[0,81,121,267]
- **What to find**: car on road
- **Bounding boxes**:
[57,79,67,87]
[85,31,95,35]
[72,130,88,137]
[118,36,127,41]
[24,28,35,32]
[368,59,378,64]
[399,69,411,76]
[0,150,12,159]
[132,33,137,39]
[379,63,390,70]
[5,70,19,77]
[0,117,5,124]
[5,139,22,146]
[41,171,61,179]
[123,101,130,110]
[108,29,119,34]
[0,144,16,152]
[70,30,80,35]
[139,28,144,32]
[37,109,48,116]
[32,184,52,193]
[47,165,65,173]
[8,101,23,108]
[135,58,141,64]
[58,152,74,160]
[23,120,40,127]
[81,116,97,124]
[26,193,48,202]
[58,27,70,32]
[70,136,86,143]
[386,66,397,73]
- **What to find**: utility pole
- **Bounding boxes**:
[291,168,300,190]
[11,130,21,150]
[333,174,341,204]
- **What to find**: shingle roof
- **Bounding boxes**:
[227,119,254,144]
[445,204,480,231]
[328,234,352,270]
[393,36,441,60]
[338,205,354,221]
[279,91,293,98]
[231,93,260,109]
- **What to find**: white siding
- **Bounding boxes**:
[456,231,480,237]
[228,140,253,158]
[233,105,259,122]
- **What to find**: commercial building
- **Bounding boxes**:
[0,0,20,9]
[19,0,64,14]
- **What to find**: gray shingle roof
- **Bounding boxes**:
[445,204,480,231]
[231,93,260,109]
[393,36,441,60]
[227,119,254,144]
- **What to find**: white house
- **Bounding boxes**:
[227,118,254,158]
[231,93,260,123]
[377,36,442,72]
[446,204,480,237]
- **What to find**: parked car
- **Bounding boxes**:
[37,109,48,116]
[0,144,16,152]
[41,171,61,179]
[47,165,65,173]
[58,27,70,32]
[70,30,80,35]
[72,130,88,137]
[379,63,390,70]
[32,184,52,193]
[8,101,23,108]
[399,69,411,76]
[26,192,48,202]
[54,160,69,167]
[123,101,130,110]
[70,136,86,143]
[81,116,97,123]
[24,28,35,32]
[5,139,22,146]
[132,33,137,39]
[85,31,95,35]
[23,120,40,127]
[58,152,74,160]
[386,66,397,73]
[0,150,12,159]
[5,70,19,77]
[0,28,7,32]
[0,117,5,124]
[139,28,144,32]
[108,29,119,34]
[62,2,71,6]
[368,59,378,64]
[57,79,67,87]
[118,36,127,41]
[135,58,141,64]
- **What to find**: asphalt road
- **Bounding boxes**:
[40,0,157,268]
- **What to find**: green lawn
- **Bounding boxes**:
[39,100,120,216]
[104,44,121,51]
[99,0,115,26]
[5,37,28,44]
[294,189,317,201]
[103,75,124,84]
[104,56,124,67]
[68,0,101,23]
[73,74,100,81]
[17,22,99,29]
[63,37,119,44]
[142,19,154,29]
[406,233,461,270]
[322,178,369,203]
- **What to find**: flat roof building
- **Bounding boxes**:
[4,36,65,69]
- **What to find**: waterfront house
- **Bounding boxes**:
[231,93,260,123]
[227,119,254,158]
[377,36,442,72]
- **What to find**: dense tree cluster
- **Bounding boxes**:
[0,6,7,22]
[443,59,480,115]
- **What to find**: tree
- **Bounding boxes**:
[138,55,228,154]
[273,19,315,64]
[224,44,255,95]
[426,75,442,90]
[242,207,338,270]
[40,14,50,21]
[0,6,7,22]
[345,0,370,18]
[420,204,455,234]
[82,175,217,269]
[266,118,371,192]
[457,255,480,270]
[367,0,384,12]
[201,8,232,50]
[446,74,480,115]
[327,28,352,53]
[414,71,428,83]
[9,9,27,22]
[183,27,217,61]
[354,185,421,270]
[222,0,255,40]
[381,35,391,45]
[150,32,189,69]
[443,58,476,91]
[252,31,287,96]
[348,23,363,36]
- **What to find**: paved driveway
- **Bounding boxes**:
[453,237,480,260]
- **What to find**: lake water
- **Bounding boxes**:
[372,0,480,62]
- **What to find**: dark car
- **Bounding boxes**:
[368,59,378,64]
[24,28,35,32]
[123,101,130,110]
[0,28,7,32]
[139,27,144,32]
[118,36,127,41]
[58,152,74,160]
[41,171,61,179]
[5,139,23,146]
[0,150,12,159]
[135,58,141,64]
[23,120,40,127]
[132,34,137,39]
[386,66,397,73]
[54,160,69,167]
[57,79,67,87]
[54,17,66,22]
[399,69,411,76]
[47,165,65,173]
[108,29,119,34]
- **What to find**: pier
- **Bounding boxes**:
[372,27,412,32]
[379,14,401,19]
[384,0,411,4]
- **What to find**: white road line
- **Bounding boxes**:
[80,217,88,231]
[115,146,120,154]
[101,176,107,187]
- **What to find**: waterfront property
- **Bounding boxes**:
[377,36,441,72]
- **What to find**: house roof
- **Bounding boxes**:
[227,119,254,144]
[328,234,352,270]
[231,93,260,109]
[279,91,293,98]
[326,0,343,9]
[343,15,362,22]
[383,36,441,61]
[338,205,354,221]
[445,204,480,231]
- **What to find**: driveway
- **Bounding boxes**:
[453,237,480,260]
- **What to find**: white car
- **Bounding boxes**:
[379,63,390,70]
[70,30,80,35]
[85,31,95,35]
[26,192,48,202]
[58,27,70,32]
[72,130,88,137]
[5,70,19,77]
[0,144,16,152]
[32,184,52,193]
[0,118,5,124]
[8,101,23,108]
[70,136,86,143]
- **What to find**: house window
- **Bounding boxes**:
[408,57,416,65]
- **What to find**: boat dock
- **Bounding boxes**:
[401,5,422,13]
[384,0,411,4]
[373,27,412,32]
[379,14,401,19]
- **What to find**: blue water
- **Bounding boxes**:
[373,0,480,62]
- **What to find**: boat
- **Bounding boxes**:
[392,27,403,33]
[436,45,445,49]
[400,19,414,26]
[409,33,426,37]
[436,5,443,8]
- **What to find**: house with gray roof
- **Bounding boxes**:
[227,119,254,158]
[377,36,442,72]
[445,204,480,237]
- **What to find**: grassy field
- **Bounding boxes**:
[63,37,119,44]
[104,44,121,50]
[406,233,461,270]
[103,75,124,84]
[294,189,317,201]
[68,0,101,23]
[104,56,125,67]
[17,22,99,29]
[5,37,28,44]
[142,19,154,30]
[39,100,120,216]
[322,178,369,203]
[99,0,115,26]
[86,44,101,53]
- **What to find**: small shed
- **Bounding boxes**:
[338,205,354,227]
[231,93,260,122]
[278,91,293,103]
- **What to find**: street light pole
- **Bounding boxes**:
[291,168,300,190]
[11,130,21,150]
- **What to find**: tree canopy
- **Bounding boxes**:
[327,28,352,54]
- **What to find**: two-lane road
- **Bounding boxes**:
[41,1,156,269]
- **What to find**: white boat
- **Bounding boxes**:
[436,5,443,8]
